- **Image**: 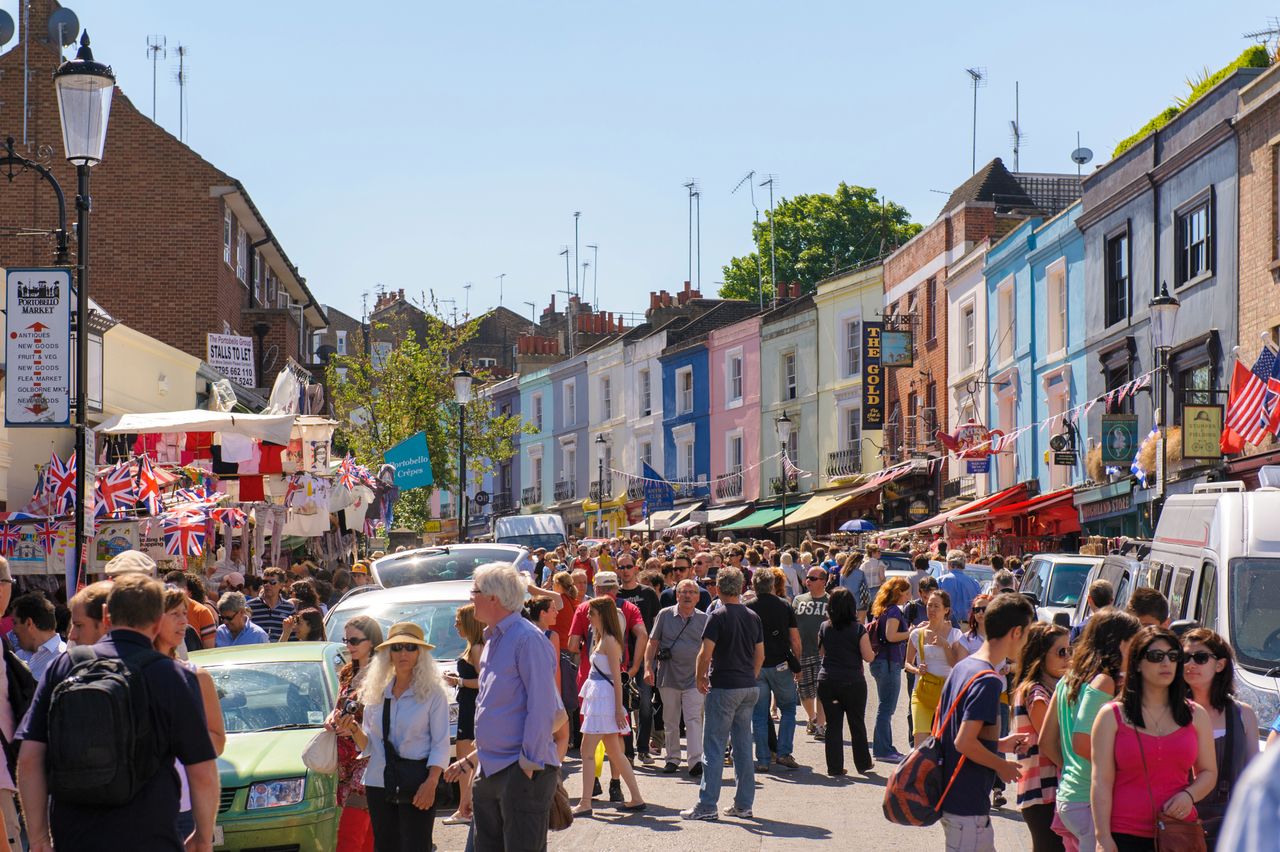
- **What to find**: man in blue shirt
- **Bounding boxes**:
[937,550,983,623]
[215,592,269,647]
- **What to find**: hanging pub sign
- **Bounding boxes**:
[1101,414,1138,463]
[5,268,72,427]
[881,329,914,367]
[1182,404,1223,460]
[862,321,884,430]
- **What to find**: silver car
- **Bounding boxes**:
[370,543,530,588]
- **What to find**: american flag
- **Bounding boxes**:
[1229,348,1280,445]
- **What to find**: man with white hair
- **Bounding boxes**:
[937,549,982,623]
[469,562,562,851]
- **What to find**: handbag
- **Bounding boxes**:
[1129,704,1207,852]
[301,728,338,774]
[381,701,431,806]
[548,779,574,831]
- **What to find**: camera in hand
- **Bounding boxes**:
[340,698,360,716]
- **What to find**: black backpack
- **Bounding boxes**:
[46,645,168,806]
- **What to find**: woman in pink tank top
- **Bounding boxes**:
[1088,627,1217,852]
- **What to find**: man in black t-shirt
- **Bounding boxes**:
[616,557,660,762]
[660,553,712,611]
[746,570,802,771]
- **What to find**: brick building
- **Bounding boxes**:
[0,0,326,391]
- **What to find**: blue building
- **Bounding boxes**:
[517,368,553,514]
[550,353,590,532]
[473,376,521,536]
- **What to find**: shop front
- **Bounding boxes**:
[1073,477,1148,539]
[582,492,629,538]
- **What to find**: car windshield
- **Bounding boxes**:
[205,662,332,734]
[1229,557,1280,672]
[374,547,517,587]
[1044,562,1093,608]
[326,599,469,661]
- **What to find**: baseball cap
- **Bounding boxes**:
[224,572,245,587]
[594,571,619,589]
[105,549,157,578]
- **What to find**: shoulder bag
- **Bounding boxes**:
[1128,704,1207,852]
[302,728,338,774]
[380,700,431,805]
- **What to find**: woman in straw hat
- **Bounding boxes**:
[343,622,450,852]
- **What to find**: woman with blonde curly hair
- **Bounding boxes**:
[868,576,912,761]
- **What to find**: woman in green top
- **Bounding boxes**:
[1039,609,1140,852]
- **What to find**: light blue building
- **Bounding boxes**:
[517,368,553,514]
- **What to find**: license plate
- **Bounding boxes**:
[212,825,224,847]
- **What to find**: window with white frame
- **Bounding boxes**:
[783,351,797,400]
[311,330,324,361]
[223,210,233,264]
[253,253,264,305]
[372,342,392,370]
[728,432,744,472]
[845,407,861,450]
[997,282,1015,364]
[1047,389,1069,490]
[1046,260,1067,354]
[601,375,612,420]
[336,330,348,356]
[787,428,798,460]
[727,350,743,404]
[677,367,694,414]
[639,368,652,416]
[532,393,544,431]
[563,446,576,483]
[639,441,653,468]
[532,455,543,488]
[960,303,976,371]
[236,227,248,283]
[681,441,695,480]
[845,320,861,377]
[564,380,576,425]
[997,392,1016,488]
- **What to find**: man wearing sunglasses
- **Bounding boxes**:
[660,555,712,612]
[214,592,269,647]
[247,567,295,641]
[793,570,831,738]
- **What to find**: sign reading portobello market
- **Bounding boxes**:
[862,321,884,430]
[206,333,256,387]
[5,268,72,427]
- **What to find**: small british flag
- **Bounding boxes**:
[0,525,19,556]
[163,511,207,560]
[35,519,61,555]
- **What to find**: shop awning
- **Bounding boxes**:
[719,504,801,531]
[705,504,753,525]
[978,487,1082,534]
[766,488,861,530]
[582,491,629,513]
[619,502,702,532]
[984,487,1076,519]
[842,463,916,499]
[906,483,1029,531]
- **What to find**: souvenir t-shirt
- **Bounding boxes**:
[936,655,1003,817]
[792,592,829,658]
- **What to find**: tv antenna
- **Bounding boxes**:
[733,170,765,308]
[1009,81,1024,172]
[146,35,167,123]
[523,300,537,325]
[586,244,598,307]
[174,44,189,143]
[1243,19,1280,55]
[496,273,506,307]
[462,282,472,318]
[573,212,581,298]
[580,262,591,306]
[759,175,778,307]
[1070,131,1094,179]
[559,248,574,356]
[682,180,699,290]
[966,67,987,174]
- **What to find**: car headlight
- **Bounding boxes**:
[246,777,306,809]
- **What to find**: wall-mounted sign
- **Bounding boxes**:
[907,499,931,521]
[5,268,72,427]
[881,329,914,367]
[862,322,884,430]
[1181,405,1223,460]
[1053,451,1077,466]
[965,458,989,474]
[1101,414,1138,463]
[206,333,256,387]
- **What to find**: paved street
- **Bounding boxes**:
[435,675,1030,851]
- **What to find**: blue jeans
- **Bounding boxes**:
[697,686,757,813]
[753,666,798,763]
[868,658,903,757]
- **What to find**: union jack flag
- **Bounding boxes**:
[0,525,18,556]
[163,511,207,559]
[338,455,359,491]
[45,452,76,514]
[284,476,304,508]
[36,519,61,555]
[96,464,137,517]
[212,507,247,529]
[135,455,163,515]
[1226,347,1278,443]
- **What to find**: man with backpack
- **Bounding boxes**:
[16,573,220,852]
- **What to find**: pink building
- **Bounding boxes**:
[707,315,762,507]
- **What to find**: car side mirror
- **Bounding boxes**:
[1169,618,1198,637]
[1053,612,1071,628]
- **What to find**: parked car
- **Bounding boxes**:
[1019,554,1103,625]
[370,543,529,587]
[928,561,995,590]
[192,641,345,851]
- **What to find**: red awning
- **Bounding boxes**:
[906,483,1029,531]
[985,487,1076,518]
[980,487,1081,534]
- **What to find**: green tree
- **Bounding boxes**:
[326,316,525,533]
[719,183,921,301]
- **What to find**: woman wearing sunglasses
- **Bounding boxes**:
[1090,627,1217,852]
[1180,627,1259,849]
[1012,622,1070,851]
[325,615,384,852]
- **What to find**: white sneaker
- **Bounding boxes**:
[723,804,753,819]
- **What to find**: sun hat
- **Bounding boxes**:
[376,621,435,651]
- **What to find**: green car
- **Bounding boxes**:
[190,641,347,851]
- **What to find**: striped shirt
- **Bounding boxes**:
[247,596,295,641]
[1014,681,1058,808]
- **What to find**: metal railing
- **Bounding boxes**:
[589,473,613,502]
[941,476,977,500]
[826,448,862,479]
[521,485,542,506]
[627,479,646,500]
[671,477,710,498]
[554,479,576,502]
[715,469,743,500]
[491,492,514,515]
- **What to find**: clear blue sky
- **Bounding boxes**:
[3,0,1275,325]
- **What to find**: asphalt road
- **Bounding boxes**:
[434,673,1032,851]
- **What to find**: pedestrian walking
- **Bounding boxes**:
[906,589,967,747]
[1012,622,1070,852]
[645,579,708,776]
[815,587,874,777]
[10,594,66,683]
[793,567,831,738]
[837,552,871,620]
[1215,733,1280,850]
[326,615,384,852]
[747,568,802,771]
[0,558,37,851]
[615,556,660,764]
[1089,626,1217,852]
[680,567,764,822]
[868,577,911,761]
[937,550,983,624]
[443,605,484,826]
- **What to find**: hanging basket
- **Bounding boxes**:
[1086,445,1106,483]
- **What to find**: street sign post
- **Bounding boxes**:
[5,268,72,427]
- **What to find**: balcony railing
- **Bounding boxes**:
[491,492,514,515]
[627,479,646,500]
[826,448,862,480]
[715,469,743,500]
[671,477,710,499]
[941,475,977,501]
[770,474,800,495]
[521,485,542,506]
[588,473,613,502]
[554,479,576,502]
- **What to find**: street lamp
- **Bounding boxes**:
[453,364,473,542]
[775,411,792,547]
[1149,281,1180,524]
[54,33,114,579]
[595,433,608,536]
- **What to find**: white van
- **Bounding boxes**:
[493,513,568,552]
[1147,483,1280,737]
[1020,554,1103,625]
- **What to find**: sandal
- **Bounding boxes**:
[571,806,594,817]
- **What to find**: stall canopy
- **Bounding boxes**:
[766,488,860,530]
[906,482,1028,532]
[704,505,753,526]
[719,504,801,531]
[620,503,701,532]
[983,487,1080,531]
[843,464,916,499]
[95,409,301,446]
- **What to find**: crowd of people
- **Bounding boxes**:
[0,529,1274,851]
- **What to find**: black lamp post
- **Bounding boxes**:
[595,433,607,536]
[1148,281,1181,525]
[775,411,792,547]
[453,364,473,542]
[54,33,114,578]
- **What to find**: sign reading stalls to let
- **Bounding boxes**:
[862,321,884,431]
[206,333,256,387]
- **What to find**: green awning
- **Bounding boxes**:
[718,504,801,531]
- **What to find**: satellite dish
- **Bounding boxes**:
[48,8,79,47]
[0,11,14,47]
[1071,147,1094,166]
